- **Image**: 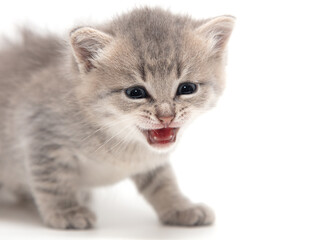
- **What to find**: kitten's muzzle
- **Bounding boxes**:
[157,115,174,128]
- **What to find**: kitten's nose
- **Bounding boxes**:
[158,116,174,127]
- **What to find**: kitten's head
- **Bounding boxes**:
[70,8,235,152]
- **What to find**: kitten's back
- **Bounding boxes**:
[0,30,65,171]
[0,29,63,91]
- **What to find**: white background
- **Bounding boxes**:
[1,0,324,239]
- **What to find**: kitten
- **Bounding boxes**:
[0,8,234,229]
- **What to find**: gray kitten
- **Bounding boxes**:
[0,8,234,229]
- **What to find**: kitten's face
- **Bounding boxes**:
[70,12,234,152]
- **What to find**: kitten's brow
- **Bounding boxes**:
[138,58,147,82]
[98,88,124,99]
[176,61,182,79]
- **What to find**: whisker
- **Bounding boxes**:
[109,127,137,152]
[81,117,133,142]
[93,124,133,153]
[81,125,108,142]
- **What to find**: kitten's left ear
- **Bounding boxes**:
[195,16,235,56]
[70,27,113,73]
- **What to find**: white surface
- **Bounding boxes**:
[1,0,324,239]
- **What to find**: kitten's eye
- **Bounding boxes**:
[177,82,197,95]
[125,86,148,99]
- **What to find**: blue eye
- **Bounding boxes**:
[125,86,148,99]
[177,82,197,95]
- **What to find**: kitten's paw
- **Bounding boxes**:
[43,206,96,229]
[160,204,214,227]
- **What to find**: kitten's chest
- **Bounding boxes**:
[76,144,168,188]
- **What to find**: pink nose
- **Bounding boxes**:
[158,116,174,126]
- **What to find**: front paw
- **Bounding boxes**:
[43,206,96,229]
[160,204,214,227]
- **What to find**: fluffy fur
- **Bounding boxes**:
[0,8,234,229]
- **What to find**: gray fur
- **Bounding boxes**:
[0,7,234,229]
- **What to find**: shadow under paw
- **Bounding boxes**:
[160,204,215,227]
[44,206,96,229]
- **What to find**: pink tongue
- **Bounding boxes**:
[149,128,174,143]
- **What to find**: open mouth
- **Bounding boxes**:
[141,128,180,147]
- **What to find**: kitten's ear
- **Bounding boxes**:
[70,27,113,73]
[195,16,235,56]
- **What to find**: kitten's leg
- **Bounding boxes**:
[132,164,214,226]
[27,144,95,229]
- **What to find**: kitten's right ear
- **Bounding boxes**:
[70,27,113,73]
[195,16,235,56]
